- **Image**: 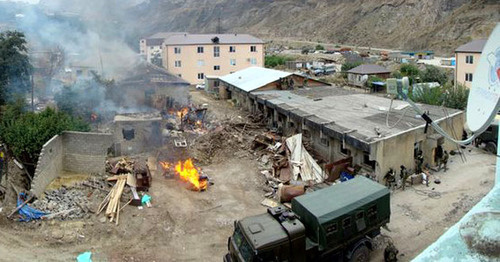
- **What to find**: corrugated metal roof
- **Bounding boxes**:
[148,32,188,39]
[219,67,292,92]
[347,64,391,74]
[163,34,264,45]
[455,39,487,53]
[145,38,164,46]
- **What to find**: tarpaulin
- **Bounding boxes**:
[285,134,326,183]
[16,193,46,222]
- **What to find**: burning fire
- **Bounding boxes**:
[176,107,189,118]
[174,159,207,191]
[159,161,172,170]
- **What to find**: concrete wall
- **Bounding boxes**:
[62,131,113,174]
[31,135,63,198]
[113,120,162,156]
[455,52,481,88]
[31,131,113,197]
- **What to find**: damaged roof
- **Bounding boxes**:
[219,67,293,92]
[120,62,189,85]
[163,33,264,45]
[253,85,462,147]
[347,64,391,75]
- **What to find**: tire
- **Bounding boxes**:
[349,245,370,262]
[475,138,482,147]
[486,142,497,154]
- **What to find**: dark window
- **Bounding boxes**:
[326,223,338,234]
[289,122,295,128]
[214,80,220,87]
[229,46,236,52]
[214,65,220,70]
[320,138,329,147]
[197,73,204,80]
[197,46,204,53]
[363,151,376,169]
[250,45,257,52]
[214,46,220,57]
[174,47,181,54]
[340,143,350,155]
[356,212,364,220]
[367,205,377,222]
[342,217,352,228]
[122,129,135,140]
[465,73,473,82]
[466,55,473,64]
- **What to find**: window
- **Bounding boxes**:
[340,143,350,155]
[230,59,236,66]
[122,129,135,140]
[367,205,377,222]
[174,47,181,54]
[229,46,236,52]
[150,46,154,50]
[363,151,376,169]
[214,80,220,87]
[250,45,257,52]
[356,212,364,220]
[214,65,220,70]
[342,217,352,228]
[465,55,473,64]
[197,46,204,53]
[320,138,329,147]
[197,60,205,66]
[197,73,204,80]
[465,73,473,82]
[326,223,338,234]
[250,58,257,65]
[174,60,181,67]
[214,46,220,57]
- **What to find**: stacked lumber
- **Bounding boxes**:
[96,175,131,225]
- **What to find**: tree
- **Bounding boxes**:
[399,64,420,85]
[265,55,292,68]
[35,45,65,92]
[0,103,89,170]
[315,44,325,51]
[409,85,443,106]
[0,31,32,105]
[443,83,469,110]
[341,62,362,72]
[420,65,448,85]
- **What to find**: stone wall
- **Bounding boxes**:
[31,131,113,197]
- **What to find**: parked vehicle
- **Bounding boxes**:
[224,176,391,262]
[475,120,498,153]
[195,83,206,89]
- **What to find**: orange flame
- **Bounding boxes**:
[176,107,189,118]
[174,159,206,191]
[159,161,171,170]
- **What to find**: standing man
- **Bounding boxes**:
[441,150,449,172]
[435,145,443,170]
[416,150,424,174]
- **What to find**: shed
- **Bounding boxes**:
[347,64,391,87]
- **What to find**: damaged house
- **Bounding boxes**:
[241,85,464,182]
[118,62,190,110]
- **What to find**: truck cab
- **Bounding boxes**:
[225,176,391,262]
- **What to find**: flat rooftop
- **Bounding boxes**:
[114,112,162,122]
[252,86,462,144]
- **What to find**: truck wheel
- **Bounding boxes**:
[349,245,370,262]
[486,142,497,154]
[474,138,482,147]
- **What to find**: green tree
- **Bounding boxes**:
[0,31,32,105]
[399,64,420,85]
[265,55,293,68]
[341,62,362,72]
[367,76,384,87]
[315,44,325,51]
[443,83,469,110]
[420,65,448,85]
[409,85,443,106]
[0,104,89,169]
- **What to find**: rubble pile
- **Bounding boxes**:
[32,178,109,220]
[192,114,266,164]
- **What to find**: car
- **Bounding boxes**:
[195,83,205,89]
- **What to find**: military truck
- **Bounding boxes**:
[475,120,498,154]
[224,176,390,262]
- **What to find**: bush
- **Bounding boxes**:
[0,103,89,167]
[443,83,469,110]
[420,65,448,85]
[315,44,325,50]
[265,55,293,68]
[409,85,443,106]
[341,62,362,72]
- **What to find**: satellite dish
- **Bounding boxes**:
[467,24,500,134]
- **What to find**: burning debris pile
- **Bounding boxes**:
[160,158,210,191]
[163,104,208,134]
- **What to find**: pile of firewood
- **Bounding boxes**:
[96,175,134,225]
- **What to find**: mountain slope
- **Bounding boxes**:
[127,0,499,55]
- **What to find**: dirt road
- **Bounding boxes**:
[0,90,495,261]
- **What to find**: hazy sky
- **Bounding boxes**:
[0,0,40,4]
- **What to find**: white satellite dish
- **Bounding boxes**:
[467,24,500,134]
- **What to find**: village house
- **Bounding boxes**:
[210,67,328,108]
[455,39,487,88]
[248,86,464,182]
[150,33,265,84]
[347,64,391,87]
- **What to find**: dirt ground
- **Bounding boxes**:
[0,89,495,262]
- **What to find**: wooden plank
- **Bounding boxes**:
[7,195,34,219]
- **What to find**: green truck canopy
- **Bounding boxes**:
[292,176,390,250]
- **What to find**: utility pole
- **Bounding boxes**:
[216,16,222,34]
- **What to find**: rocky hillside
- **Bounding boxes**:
[128,0,499,55]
